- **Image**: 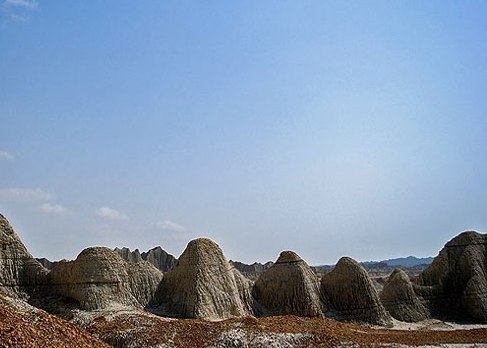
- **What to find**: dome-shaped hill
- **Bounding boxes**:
[50,247,162,310]
[321,257,392,326]
[380,268,430,322]
[158,238,253,319]
[416,231,487,322]
[253,250,323,317]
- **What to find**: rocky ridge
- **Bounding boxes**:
[230,260,274,280]
[115,246,178,272]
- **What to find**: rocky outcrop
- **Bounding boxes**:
[232,267,256,314]
[158,238,253,319]
[0,213,48,299]
[230,260,274,274]
[35,258,55,270]
[50,247,163,310]
[380,269,430,322]
[230,260,274,280]
[127,261,164,308]
[141,246,177,272]
[115,246,177,272]
[253,251,323,317]
[4,210,487,326]
[114,247,143,263]
[321,257,392,326]
[416,231,487,322]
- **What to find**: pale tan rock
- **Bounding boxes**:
[159,238,253,319]
[253,251,323,317]
[321,257,392,326]
[50,247,162,310]
[232,267,256,315]
[127,260,164,308]
[380,269,430,322]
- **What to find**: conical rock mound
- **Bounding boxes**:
[50,247,162,310]
[0,213,48,298]
[321,257,392,326]
[380,269,430,322]
[159,238,253,319]
[416,231,487,322]
[253,251,323,316]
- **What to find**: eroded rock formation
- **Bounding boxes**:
[230,260,274,280]
[380,268,430,322]
[158,238,253,319]
[115,246,177,272]
[2,211,487,325]
[50,247,162,310]
[321,257,392,326]
[0,214,48,299]
[114,247,143,263]
[141,246,178,272]
[416,231,487,322]
[253,251,323,317]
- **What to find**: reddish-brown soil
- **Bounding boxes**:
[87,312,487,347]
[0,303,110,348]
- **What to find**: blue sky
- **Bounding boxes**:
[1,1,486,264]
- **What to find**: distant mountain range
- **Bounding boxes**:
[310,256,434,274]
[231,256,435,277]
[362,256,434,267]
[383,256,434,267]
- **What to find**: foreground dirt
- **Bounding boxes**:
[85,311,487,347]
[2,291,487,348]
[0,303,110,348]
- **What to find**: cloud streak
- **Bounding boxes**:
[2,0,38,22]
[155,219,190,242]
[95,206,129,221]
[0,187,54,202]
[0,151,14,160]
[39,203,68,214]
[4,0,38,9]
[157,220,186,233]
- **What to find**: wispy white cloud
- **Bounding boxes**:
[2,0,38,22]
[95,206,129,221]
[0,151,14,160]
[39,203,68,214]
[157,220,186,233]
[155,219,190,242]
[4,0,38,9]
[0,187,54,202]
